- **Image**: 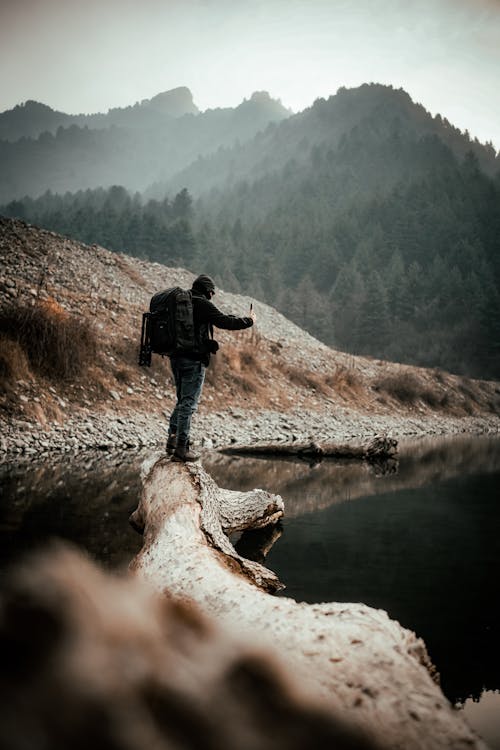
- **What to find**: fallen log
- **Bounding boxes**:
[130,456,484,750]
[219,434,398,461]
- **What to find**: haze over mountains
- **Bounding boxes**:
[1,84,499,205]
[162,84,499,198]
[0,88,291,201]
[0,87,200,142]
[1,83,499,379]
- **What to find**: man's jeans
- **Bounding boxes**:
[168,357,206,446]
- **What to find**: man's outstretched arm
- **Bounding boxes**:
[198,298,254,330]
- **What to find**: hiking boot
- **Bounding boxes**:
[172,442,199,462]
[166,434,177,455]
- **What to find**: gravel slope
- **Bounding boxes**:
[1,216,499,458]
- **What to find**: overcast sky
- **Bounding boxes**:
[1,0,499,148]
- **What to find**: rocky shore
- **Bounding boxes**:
[2,217,500,462]
[2,405,499,460]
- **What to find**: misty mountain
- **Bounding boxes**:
[0,90,291,202]
[161,84,499,198]
[3,84,500,378]
[179,86,500,378]
[0,87,199,141]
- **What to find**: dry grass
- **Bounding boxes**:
[0,334,32,384]
[457,377,500,415]
[222,345,262,375]
[372,371,449,409]
[371,369,500,415]
[0,334,63,421]
[205,343,264,396]
[324,365,364,399]
[0,299,98,382]
[283,365,331,396]
[282,364,364,401]
[0,334,33,411]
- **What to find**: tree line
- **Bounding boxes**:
[2,185,195,264]
[186,126,500,379]
[2,127,500,379]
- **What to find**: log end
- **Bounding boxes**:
[132,457,287,594]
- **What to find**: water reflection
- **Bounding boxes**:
[233,522,283,564]
[205,434,500,518]
[461,690,500,750]
[1,435,499,715]
[0,449,148,575]
[207,435,500,708]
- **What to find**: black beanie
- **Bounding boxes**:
[192,274,216,296]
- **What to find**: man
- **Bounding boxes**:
[167,274,255,462]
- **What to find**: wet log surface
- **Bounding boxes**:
[219,434,398,461]
[130,455,485,750]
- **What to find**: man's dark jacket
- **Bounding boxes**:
[170,291,253,366]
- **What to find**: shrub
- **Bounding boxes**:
[458,379,480,404]
[0,334,33,413]
[324,366,362,395]
[222,344,262,375]
[0,334,31,384]
[0,299,98,381]
[283,365,329,395]
[205,343,263,396]
[115,367,132,384]
[373,371,447,408]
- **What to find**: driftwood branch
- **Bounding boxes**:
[130,456,484,750]
[219,434,398,460]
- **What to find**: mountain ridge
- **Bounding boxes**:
[0,86,199,141]
[162,83,499,198]
[2,83,500,379]
[1,83,497,205]
[0,87,291,142]
[158,84,500,380]
[0,88,291,202]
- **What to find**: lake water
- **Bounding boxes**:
[1,434,499,748]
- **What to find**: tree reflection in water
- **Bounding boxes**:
[207,435,500,712]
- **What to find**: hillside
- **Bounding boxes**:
[5,84,499,379]
[1,217,499,457]
[0,90,291,202]
[174,85,500,379]
[163,83,499,197]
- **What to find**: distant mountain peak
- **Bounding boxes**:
[17,100,55,113]
[249,91,273,102]
[237,91,291,118]
[142,87,199,116]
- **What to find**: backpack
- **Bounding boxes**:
[138,287,197,367]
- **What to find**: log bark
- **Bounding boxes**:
[130,456,485,750]
[219,434,398,461]
[0,544,378,750]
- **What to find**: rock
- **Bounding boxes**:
[110,391,121,401]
